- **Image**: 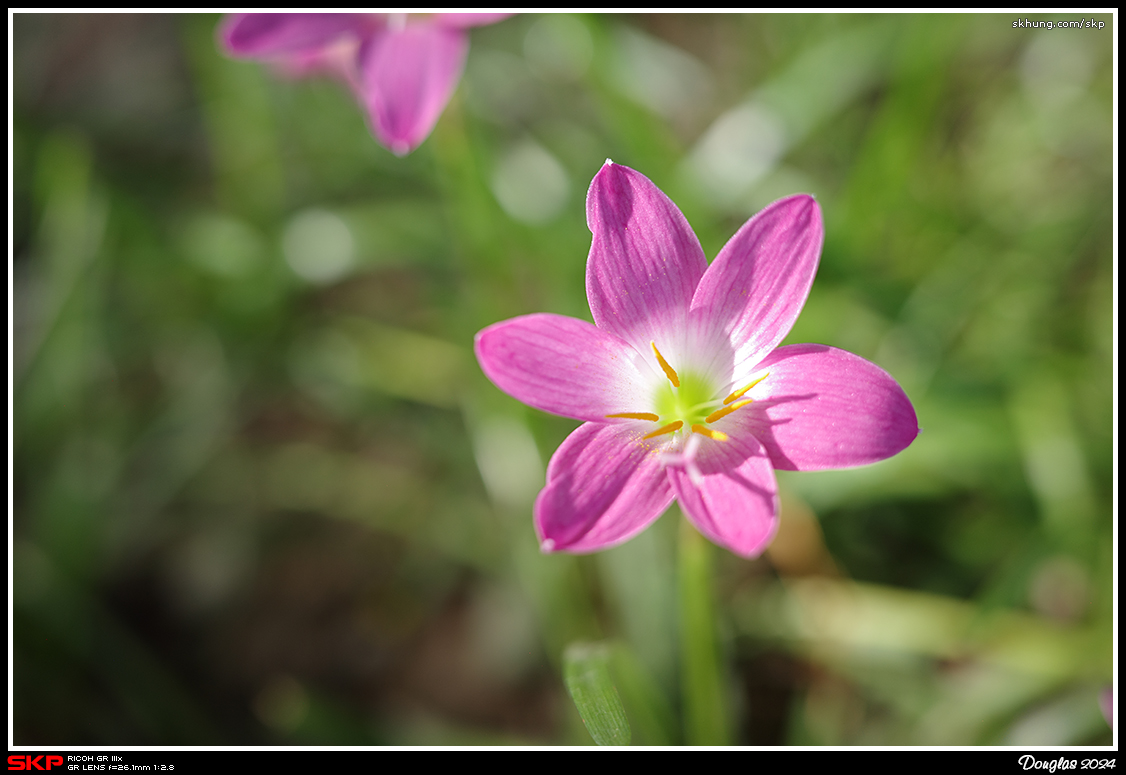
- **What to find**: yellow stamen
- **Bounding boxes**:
[705,399,753,424]
[724,372,769,404]
[651,341,680,388]
[691,424,728,441]
[642,420,683,439]
[606,412,660,421]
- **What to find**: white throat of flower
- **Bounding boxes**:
[606,341,767,457]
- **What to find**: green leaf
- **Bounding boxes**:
[563,642,632,746]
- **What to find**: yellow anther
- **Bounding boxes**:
[705,399,753,424]
[606,412,660,421]
[651,341,680,388]
[724,372,769,404]
[642,420,683,439]
[691,424,728,441]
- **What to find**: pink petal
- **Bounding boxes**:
[691,195,824,381]
[219,13,373,58]
[436,13,515,28]
[536,423,675,553]
[585,162,708,356]
[737,344,919,471]
[668,432,779,558]
[358,24,468,155]
[474,313,651,423]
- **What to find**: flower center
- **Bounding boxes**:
[653,370,715,428]
[605,342,767,444]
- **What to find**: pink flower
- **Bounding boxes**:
[474,161,919,558]
[218,13,510,156]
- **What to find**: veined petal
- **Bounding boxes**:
[692,195,823,379]
[536,423,674,553]
[738,344,919,471]
[358,24,468,155]
[220,13,373,58]
[669,432,779,558]
[475,313,651,422]
[436,13,515,28]
[586,162,708,354]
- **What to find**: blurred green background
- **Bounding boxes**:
[12,13,1114,746]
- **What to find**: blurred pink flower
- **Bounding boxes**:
[475,161,919,557]
[219,13,510,156]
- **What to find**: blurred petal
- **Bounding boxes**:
[669,432,778,558]
[738,344,919,471]
[272,38,362,83]
[359,24,468,155]
[475,314,652,422]
[536,423,674,553]
[220,13,372,58]
[692,194,823,380]
[586,162,708,354]
[437,13,515,28]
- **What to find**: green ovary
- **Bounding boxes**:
[653,371,718,427]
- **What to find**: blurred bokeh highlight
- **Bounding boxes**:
[12,13,1114,745]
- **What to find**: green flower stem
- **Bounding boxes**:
[678,516,730,746]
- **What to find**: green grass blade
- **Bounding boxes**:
[563,642,632,746]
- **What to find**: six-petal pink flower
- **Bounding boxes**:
[219,13,510,156]
[475,161,919,558]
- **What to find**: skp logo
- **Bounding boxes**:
[8,757,64,771]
